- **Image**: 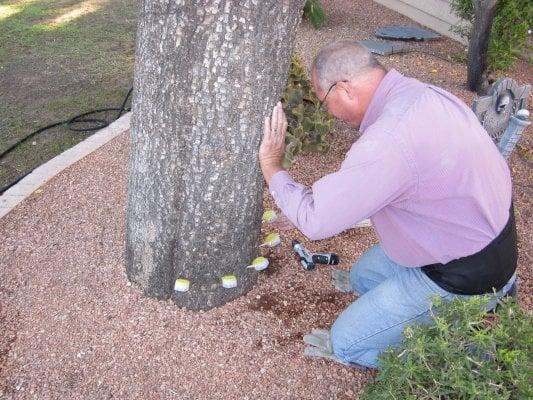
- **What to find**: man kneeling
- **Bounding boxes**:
[258,41,517,368]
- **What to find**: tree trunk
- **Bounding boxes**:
[467,0,497,93]
[126,0,306,310]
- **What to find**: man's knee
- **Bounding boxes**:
[330,319,380,368]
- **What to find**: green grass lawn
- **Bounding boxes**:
[0,0,137,190]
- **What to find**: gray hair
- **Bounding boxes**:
[312,41,385,91]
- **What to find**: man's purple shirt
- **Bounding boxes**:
[269,69,512,267]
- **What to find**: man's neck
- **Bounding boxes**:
[357,69,387,120]
[359,69,398,132]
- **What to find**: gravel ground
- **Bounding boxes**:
[1,1,531,399]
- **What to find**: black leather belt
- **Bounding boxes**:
[422,204,517,295]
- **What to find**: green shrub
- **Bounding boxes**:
[451,0,532,71]
[362,296,533,400]
[303,0,326,29]
[281,53,334,168]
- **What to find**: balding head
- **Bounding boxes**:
[310,41,387,128]
[312,41,385,92]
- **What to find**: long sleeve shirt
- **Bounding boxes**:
[269,69,512,267]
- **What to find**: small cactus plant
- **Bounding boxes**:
[281,53,334,168]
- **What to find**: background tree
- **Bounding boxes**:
[126,0,306,311]
[467,0,498,93]
[451,0,532,94]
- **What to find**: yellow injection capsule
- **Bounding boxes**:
[174,278,190,292]
[247,256,269,271]
[221,275,238,289]
[262,210,278,223]
[261,232,281,247]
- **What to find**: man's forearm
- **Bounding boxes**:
[267,170,326,240]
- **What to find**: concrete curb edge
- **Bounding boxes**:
[0,112,131,220]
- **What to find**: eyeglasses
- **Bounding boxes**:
[318,82,338,111]
[318,80,347,112]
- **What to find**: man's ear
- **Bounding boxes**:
[337,81,357,103]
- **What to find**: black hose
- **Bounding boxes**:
[0,87,133,195]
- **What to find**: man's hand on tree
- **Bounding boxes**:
[259,102,288,184]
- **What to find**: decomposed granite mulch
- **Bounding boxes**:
[1,0,531,398]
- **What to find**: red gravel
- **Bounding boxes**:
[1,1,531,399]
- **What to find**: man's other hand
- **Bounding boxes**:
[259,101,288,184]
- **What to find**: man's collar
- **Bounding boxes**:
[359,69,403,132]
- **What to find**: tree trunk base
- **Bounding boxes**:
[170,271,257,311]
[127,0,305,311]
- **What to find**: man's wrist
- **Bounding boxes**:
[260,161,284,185]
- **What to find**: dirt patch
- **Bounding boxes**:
[248,293,277,312]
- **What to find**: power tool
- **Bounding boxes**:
[292,240,339,271]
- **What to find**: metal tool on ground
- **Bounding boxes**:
[260,232,281,247]
[262,210,278,223]
[174,278,191,292]
[221,275,238,289]
[247,256,269,271]
[292,240,339,271]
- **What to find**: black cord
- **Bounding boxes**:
[0,87,133,195]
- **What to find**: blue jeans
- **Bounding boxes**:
[330,244,517,368]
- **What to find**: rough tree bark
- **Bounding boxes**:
[467,0,497,94]
[126,0,306,310]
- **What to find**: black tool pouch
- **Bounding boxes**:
[422,204,517,295]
